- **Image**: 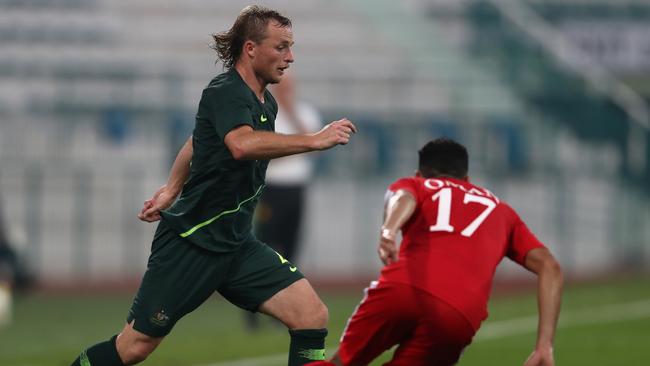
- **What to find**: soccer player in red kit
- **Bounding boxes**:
[310,138,563,366]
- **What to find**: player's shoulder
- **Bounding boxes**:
[389,176,420,189]
[495,199,520,221]
[387,176,423,197]
[203,69,251,101]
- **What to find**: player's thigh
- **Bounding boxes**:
[386,291,475,366]
[127,221,233,337]
[218,238,316,327]
[337,282,416,366]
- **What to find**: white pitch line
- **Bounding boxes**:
[198,298,650,366]
[477,298,650,340]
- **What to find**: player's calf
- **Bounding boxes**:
[115,322,164,365]
[70,335,125,366]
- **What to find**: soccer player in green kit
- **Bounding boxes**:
[70,6,356,366]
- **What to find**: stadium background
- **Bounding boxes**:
[0,0,649,365]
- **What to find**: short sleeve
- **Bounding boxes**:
[507,220,546,265]
[388,177,419,199]
[200,88,253,139]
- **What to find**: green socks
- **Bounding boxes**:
[288,328,328,366]
[71,335,125,366]
[71,329,327,365]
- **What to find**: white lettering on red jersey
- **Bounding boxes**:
[379,176,545,330]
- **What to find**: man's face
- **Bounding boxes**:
[252,21,294,85]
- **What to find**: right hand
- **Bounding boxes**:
[378,228,398,266]
[137,185,178,222]
[523,347,554,366]
[311,118,357,150]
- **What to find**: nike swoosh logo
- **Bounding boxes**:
[275,251,296,271]
[260,114,268,122]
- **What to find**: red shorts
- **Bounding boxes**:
[338,281,475,366]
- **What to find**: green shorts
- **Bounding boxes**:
[127,220,304,337]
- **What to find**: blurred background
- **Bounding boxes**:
[0,0,649,365]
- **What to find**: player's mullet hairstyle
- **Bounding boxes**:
[211,5,292,70]
[418,138,469,179]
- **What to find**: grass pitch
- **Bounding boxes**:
[0,275,648,365]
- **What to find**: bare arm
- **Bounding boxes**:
[138,136,193,222]
[378,189,417,265]
[523,247,564,366]
[224,118,356,160]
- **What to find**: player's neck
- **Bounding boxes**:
[234,63,267,102]
[422,174,469,182]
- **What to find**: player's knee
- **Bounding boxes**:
[303,300,329,328]
[315,301,329,327]
[286,299,328,329]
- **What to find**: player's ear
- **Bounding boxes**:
[415,170,422,177]
[244,40,256,58]
[463,175,470,182]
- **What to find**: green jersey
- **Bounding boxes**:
[161,69,277,252]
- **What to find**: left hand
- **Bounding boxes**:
[309,119,357,150]
[523,347,554,366]
[137,185,178,222]
[378,228,398,266]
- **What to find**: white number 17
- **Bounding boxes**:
[429,188,496,237]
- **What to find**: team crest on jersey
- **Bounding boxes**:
[150,309,170,327]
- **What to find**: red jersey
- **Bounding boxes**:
[379,176,545,330]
